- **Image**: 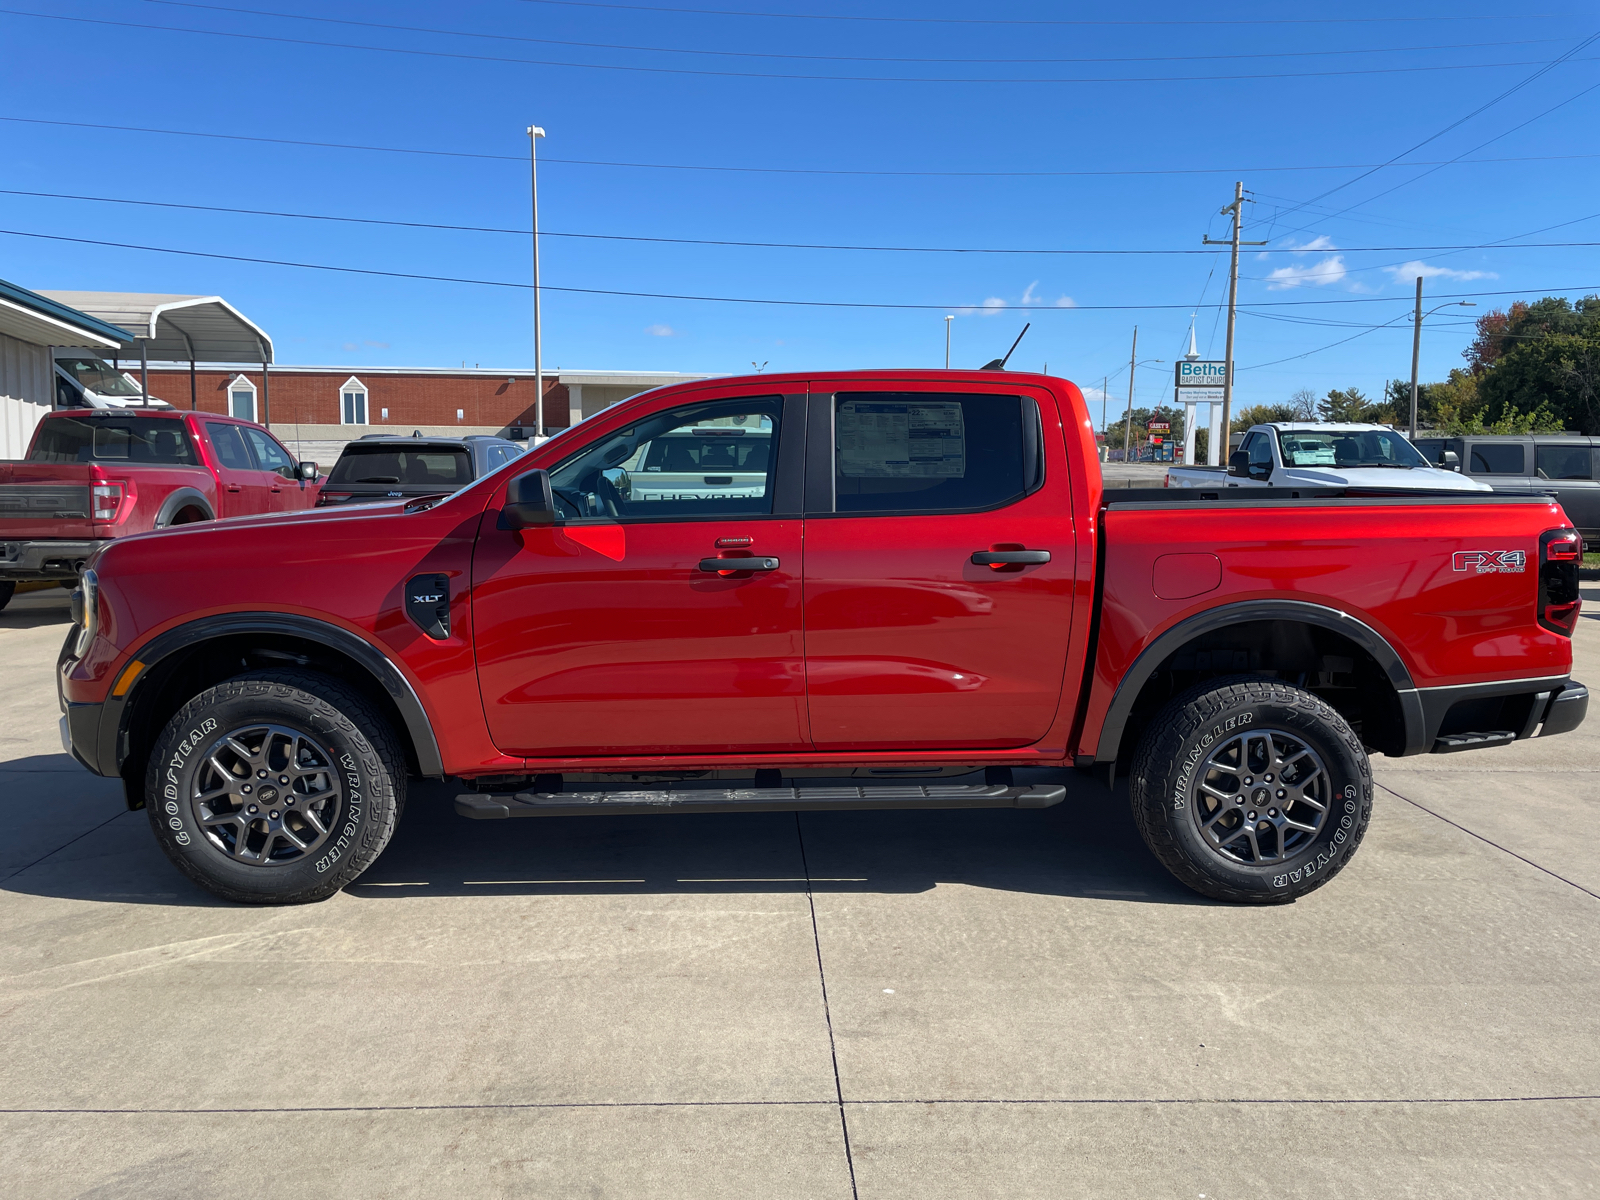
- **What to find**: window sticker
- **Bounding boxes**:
[838,401,965,478]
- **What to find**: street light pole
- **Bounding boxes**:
[528,123,546,438]
[1409,282,1477,439]
[944,315,953,368]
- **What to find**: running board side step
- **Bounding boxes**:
[455,783,1068,820]
[1431,730,1517,754]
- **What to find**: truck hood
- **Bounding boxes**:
[1278,466,1493,492]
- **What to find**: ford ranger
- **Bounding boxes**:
[55,371,1588,906]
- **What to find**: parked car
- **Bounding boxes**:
[315,433,525,507]
[1413,434,1600,550]
[0,409,319,610]
[58,371,1585,907]
[1167,422,1492,492]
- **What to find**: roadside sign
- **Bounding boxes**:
[1146,420,1171,432]
[1175,360,1228,403]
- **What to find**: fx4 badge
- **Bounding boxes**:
[1453,550,1526,574]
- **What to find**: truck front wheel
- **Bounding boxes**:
[1129,677,1372,904]
[143,670,404,904]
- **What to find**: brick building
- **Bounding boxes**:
[131,363,714,449]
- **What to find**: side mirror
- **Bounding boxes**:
[297,461,319,481]
[1228,451,1249,477]
[1441,449,1460,470]
[499,469,559,529]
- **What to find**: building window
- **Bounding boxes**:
[341,377,368,425]
[228,376,258,422]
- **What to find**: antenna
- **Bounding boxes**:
[981,322,1031,371]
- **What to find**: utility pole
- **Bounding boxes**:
[1203,181,1266,457]
[1123,327,1137,464]
[1410,276,1424,440]
[944,315,954,368]
[1102,374,1108,455]
[528,124,546,437]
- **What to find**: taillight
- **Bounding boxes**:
[1538,528,1582,636]
[317,493,352,506]
[91,483,123,521]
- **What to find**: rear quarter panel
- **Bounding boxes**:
[1077,496,1575,756]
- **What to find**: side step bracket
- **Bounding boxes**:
[455,782,1068,820]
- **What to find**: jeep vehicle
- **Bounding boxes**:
[315,433,525,507]
[57,371,1587,906]
[1413,434,1600,550]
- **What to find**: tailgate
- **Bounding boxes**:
[0,464,95,538]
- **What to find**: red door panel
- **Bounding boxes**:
[473,519,807,756]
[802,386,1077,751]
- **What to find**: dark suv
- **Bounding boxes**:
[1413,434,1600,549]
[316,434,526,507]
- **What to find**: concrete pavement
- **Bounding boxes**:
[2,584,1597,1197]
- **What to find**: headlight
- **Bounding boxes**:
[71,568,98,659]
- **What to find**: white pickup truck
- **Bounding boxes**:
[1167,422,1492,492]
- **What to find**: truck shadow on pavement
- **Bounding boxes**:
[0,770,1214,907]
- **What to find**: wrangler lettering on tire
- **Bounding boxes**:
[1130,676,1373,904]
[144,670,404,905]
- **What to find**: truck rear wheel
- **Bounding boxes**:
[144,670,404,905]
[1129,676,1372,904]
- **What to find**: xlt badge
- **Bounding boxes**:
[405,573,451,639]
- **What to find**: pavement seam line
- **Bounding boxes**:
[1376,781,1600,901]
[0,807,128,884]
[794,812,861,1200]
[4,1096,1597,1115]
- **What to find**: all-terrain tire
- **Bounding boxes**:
[1129,675,1372,904]
[0,581,14,612]
[144,670,405,904]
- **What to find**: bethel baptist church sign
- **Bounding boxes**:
[1174,360,1229,403]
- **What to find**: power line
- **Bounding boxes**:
[1266,30,1600,225]
[143,3,1567,68]
[10,184,1600,256]
[2,9,1591,85]
[1,226,1594,313]
[7,114,1598,180]
[514,0,1552,27]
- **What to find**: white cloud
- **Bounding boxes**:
[644,324,677,336]
[1021,281,1041,306]
[1055,295,1075,308]
[1260,234,1338,261]
[958,285,1073,315]
[341,341,358,351]
[1383,260,1497,283]
[363,340,390,349]
[1265,255,1348,290]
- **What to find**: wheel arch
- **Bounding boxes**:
[1094,600,1425,765]
[152,487,215,527]
[102,613,444,803]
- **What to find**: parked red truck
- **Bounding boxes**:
[56,371,1588,905]
[1,409,321,606]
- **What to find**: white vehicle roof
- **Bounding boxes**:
[1257,422,1401,433]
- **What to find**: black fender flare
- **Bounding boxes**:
[1092,599,1424,762]
[99,611,445,779]
[152,487,215,528]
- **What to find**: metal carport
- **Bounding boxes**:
[37,292,275,419]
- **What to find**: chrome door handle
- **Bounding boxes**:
[699,556,779,574]
[971,550,1050,566]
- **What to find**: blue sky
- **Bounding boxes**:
[1,0,1597,421]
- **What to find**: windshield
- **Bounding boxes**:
[325,445,473,488]
[56,357,142,397]
[1275,428,1428,470]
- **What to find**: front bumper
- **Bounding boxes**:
[1,539,106,580]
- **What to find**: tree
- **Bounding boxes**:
[1289,388,1318,419]
[1231,402,1303,432]
[1316,387,1396,423]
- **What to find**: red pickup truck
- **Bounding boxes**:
[56,371,1588,906]
[1,409,320,607]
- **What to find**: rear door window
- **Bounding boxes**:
[829,392,1038,514]
[1469,443,1526,474]
[1536,444,1594,480]
[206,423,254,471]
